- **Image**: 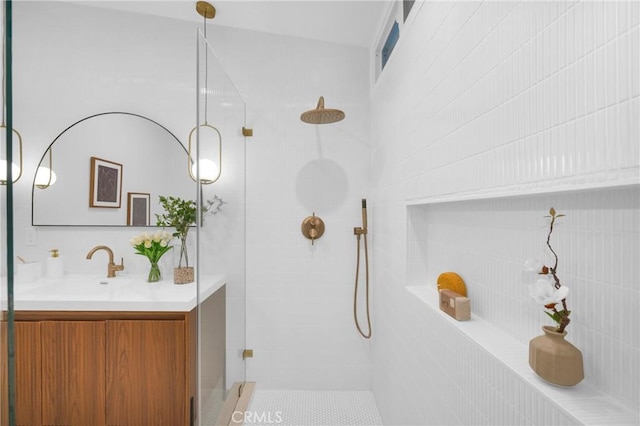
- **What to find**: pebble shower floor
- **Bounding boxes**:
[245,390,383,426]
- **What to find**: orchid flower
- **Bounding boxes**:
[529,278,569,307]
[524,208,571,332]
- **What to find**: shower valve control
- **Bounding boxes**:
[301,213,325,245]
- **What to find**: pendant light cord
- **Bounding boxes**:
[203,13,208,125]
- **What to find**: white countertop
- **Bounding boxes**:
[1,273,226,312]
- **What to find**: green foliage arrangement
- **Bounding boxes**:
[156,196,197,268]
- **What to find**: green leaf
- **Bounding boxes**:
[544,311,561,324]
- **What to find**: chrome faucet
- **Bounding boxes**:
[86,245,125,278]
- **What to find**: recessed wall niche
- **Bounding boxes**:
[406,185,639,410]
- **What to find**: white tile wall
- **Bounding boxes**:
[372,0,639,424]
[408,188,639,419]
[211,27,373,390]
[7,0,640,423]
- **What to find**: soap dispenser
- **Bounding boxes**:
[46,249,64,279]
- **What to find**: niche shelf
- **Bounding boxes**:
[407,285,639,425]
[404,185,639,424]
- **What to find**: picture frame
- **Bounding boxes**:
[89,156,123,208]
[127,192,151,226]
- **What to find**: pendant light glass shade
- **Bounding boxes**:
[0,127,22,185]
[188,123,222,184]
[190,158,218,183]
[0,159,19,184]
[35,166,57,188]
[34,147,56,188]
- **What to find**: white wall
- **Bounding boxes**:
[208,25,372,389]
[11,1,196,274]
[371,1,639,425]
[10,0,250,386]
[10,1,372,391]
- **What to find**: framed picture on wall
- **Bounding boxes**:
[89,156,123,208]
[127,192,151,226]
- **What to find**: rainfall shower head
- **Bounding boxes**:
[300,96,345,124]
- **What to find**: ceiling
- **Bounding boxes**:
[79,0,393,48]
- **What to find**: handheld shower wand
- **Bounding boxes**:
[353,198,371,339]
[354,199,367,236]
[361,199,368,233]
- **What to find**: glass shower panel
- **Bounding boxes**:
[1,2,15,424]
[195,29,247,425]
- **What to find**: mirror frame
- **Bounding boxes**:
[31,111,189,227]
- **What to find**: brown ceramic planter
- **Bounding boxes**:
[529,325,584,387]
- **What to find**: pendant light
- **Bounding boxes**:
[188,1,222,185]
[0,4,21,185]
[35,147,57,189]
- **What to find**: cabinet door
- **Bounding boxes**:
[1,321,42,426]
[106,320,186,426]
[41,321,106,426]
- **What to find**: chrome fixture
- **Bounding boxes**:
[353,198,371,338]
[301,213,325,245]
[300,96,345,124]
[86,245,124,278]
[188,1,222,185]
[35,147,57,189]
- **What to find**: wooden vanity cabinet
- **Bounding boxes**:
[41,320,106,426]
[3,310,196,426]
[105,319,186,425]
[1,321,43,426]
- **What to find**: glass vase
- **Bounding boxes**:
[147,261,162,283]
[172,236,195,285]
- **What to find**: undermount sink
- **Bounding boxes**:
[16,275,139,300]
[4,273,226,312]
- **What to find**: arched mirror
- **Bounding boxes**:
[32,112,195,226]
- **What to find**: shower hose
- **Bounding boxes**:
[354,233,372,339]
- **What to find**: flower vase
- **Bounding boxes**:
[529,325,584,387]
[147,262,162,283]
[174,266,194,285]
[173,237,195,285]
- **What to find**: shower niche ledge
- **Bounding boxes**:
[404,185,640,425]
[406,285,639,426]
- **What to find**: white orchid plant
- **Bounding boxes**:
[524,208,571,333]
